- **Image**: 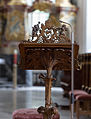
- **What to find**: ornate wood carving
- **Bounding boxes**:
[28,18,70,44]
[19,19,79,70]
[19,42,79,70]
[19,19,79,119]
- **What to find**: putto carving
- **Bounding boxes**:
[27,18,71,44]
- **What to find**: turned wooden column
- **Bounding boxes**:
[45,64,53,108]
[38,59,58,119]
[45,77,52,108]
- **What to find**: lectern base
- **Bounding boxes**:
[12,108,60,119]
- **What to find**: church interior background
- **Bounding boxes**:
[0,0,91,119]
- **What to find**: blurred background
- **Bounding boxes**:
[0,0,91,119]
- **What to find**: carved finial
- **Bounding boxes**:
[25,32,30,41]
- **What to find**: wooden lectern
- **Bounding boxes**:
[19,18,79,119]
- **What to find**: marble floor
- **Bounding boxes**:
[0,87,91,119]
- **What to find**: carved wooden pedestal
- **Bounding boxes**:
[18,19,79,119]
[19,42,79,119]
[37,62,58,119]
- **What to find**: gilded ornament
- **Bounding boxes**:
[33,1,52,12]
[56,0,76,8]
[5,10,25,41]
[8,0,27,5]
[0,0,5,6]
[55,0,78,38]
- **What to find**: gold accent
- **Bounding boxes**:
[0,0,5,7]
[25,32,30,41]
[5,10,24,41]
[8,0,27,5]
[56,0,76,8]
[33,1,52,12]
[48,15,60,27]
[56,0,77,35]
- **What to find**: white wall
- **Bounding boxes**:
[76,0,87,54]
[86,0,91,53]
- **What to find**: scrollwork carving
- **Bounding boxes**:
[28,18,70,44]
